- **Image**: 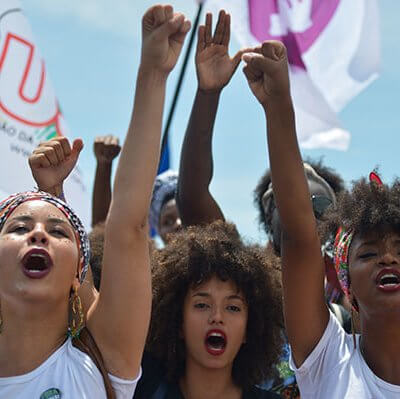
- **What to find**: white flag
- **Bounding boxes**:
[205,0,380,150]
[0,0,90,225]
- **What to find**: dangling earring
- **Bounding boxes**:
[351,305,358,350]
[68,287,84,338]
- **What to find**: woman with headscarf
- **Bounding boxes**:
[0,5,190,398]
[243,39,400,398]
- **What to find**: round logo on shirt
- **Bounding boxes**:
[40,388,62,399]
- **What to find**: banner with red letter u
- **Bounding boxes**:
[205,0,380,150]
[0,0,89,225]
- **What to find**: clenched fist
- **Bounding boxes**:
[29,137,83,196]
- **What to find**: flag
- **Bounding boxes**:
[204,0,380,150]
[0,0,90,225]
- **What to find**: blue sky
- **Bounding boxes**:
[22,0,400,242]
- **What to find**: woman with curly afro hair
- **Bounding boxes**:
[245,40,400,398]
[134,221,284,399]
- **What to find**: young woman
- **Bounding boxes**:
[243,40,400,398]
[135,221,283,399]
[0,5,190,398]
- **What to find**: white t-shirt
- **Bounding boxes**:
[0,337,141,399]
[290,311,400,398]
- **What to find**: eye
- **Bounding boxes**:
[50,229,68,238]
[194,302,210,310]
[10,225,29,234]
[227,305,241,312]
[359,252,376,259]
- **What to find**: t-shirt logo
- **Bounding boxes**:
[40,388,62,399]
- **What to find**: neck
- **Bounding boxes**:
[180,357,241,399]
[0,300,69,377]
[360,312,400,385]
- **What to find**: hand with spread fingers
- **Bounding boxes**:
[242,41,291,107]
[29,137,83,197]
[94,135,121,164]
[196,10,247,92]
[141,4,191,76]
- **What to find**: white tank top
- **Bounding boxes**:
[0,337,141,398]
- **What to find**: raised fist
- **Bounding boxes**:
[29,137,83,196]
[196,11,248,92]
[94,135,121,164]
[242,41,290,107]
[141,4,191,75]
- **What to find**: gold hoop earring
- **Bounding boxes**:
[69,287,84,338]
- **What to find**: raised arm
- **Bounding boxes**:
[177,11,245,226]
[243,42,328,367]
[87,5,191,379]
[92,135,121,226]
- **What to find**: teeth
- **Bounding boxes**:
[209,332,224,338]
[379,273,400,285]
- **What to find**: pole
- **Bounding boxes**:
[159,2,204,166]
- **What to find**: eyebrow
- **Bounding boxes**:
[192,292,245,302]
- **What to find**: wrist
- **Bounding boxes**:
[39,183,64,198]
[263,93,294,114]
[197,86,223,96]
[137,65,169,85]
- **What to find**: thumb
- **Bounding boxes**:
[70,139,84,161]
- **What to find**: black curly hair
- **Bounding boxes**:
[254,158,345,238]
[321,177,400,242]
[147,220,283,389]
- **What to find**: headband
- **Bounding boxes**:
[333,172,383,309]
[0,191,90,282]
[150,170,178,235]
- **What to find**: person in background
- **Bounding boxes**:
[150,170,182,244]
[92,135,121,227]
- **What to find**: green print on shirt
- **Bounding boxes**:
[40,388,62,399]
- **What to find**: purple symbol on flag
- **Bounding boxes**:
[248,0,340,69]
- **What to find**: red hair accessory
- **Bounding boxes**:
[369,171,382,185]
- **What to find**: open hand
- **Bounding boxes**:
[94,135,121,164]
[29,137,83,196]
[196,11,247,92]
[242,41,290,107]
[141,4,191,76]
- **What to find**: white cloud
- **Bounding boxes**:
[23,0,197,38]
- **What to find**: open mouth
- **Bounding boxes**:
[376,268,400,292]
[204,330,227,356]
[22,249,52,279]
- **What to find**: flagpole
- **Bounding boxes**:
[159,2,204,168]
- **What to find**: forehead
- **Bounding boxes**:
[6,200,68,223]
[352,226,400,248]
[190,276,242,297]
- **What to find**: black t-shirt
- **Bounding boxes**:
[134,352,282,399]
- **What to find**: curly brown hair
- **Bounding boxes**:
[254,158,345,237]
[321,177,400,241]
[147,220,284,389]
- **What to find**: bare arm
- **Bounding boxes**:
[177,11,246,226]
[87,5,191,379]
[92,135,121,226]
[243,42,328,367]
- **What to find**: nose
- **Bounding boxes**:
[208,305,224,325]
[28,225,48,245]
[378,251,399,266]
